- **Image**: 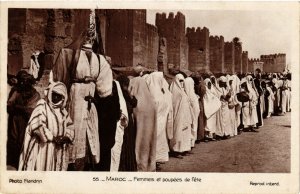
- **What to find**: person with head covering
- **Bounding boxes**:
[280,75,290,115]
[145,72,173,170]
[203,78,221,141]
[7,71,41,170]
[232,75,242,132]
[94,80,128,171]
[196,76,207,143]
[117,75,138,171]
[216,76,232,138]
[19,81,74,171]
[263,81,275,118]
[227,75,238,136]
[271,73,280,114]
[52,10,113,170]
[209,75,223,140]
[129,77,157,171]
[240,76,259,132]
[28,51,41,79]
[184,77,200,148]
[253,73,264,127]
[286,73,291,112]
[169,74,193,158]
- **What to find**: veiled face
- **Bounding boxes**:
[179,80,184,88]
[52,91,64,105]
[219,81,226,88]
[229,80,233,86]
[241,82,248,91]
[211,77,216,85]
[208,82,212,89]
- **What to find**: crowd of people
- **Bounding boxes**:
[6,10,292,172]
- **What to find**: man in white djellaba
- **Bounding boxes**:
[51,9,113,170]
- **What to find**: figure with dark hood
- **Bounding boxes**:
[51,9,113,170]
[196,76,206,143]
[117,75,138,171]
[7,71,40,170]
[254,70,264,127]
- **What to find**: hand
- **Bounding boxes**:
[53,136,72,145]
[120,115,127,127]
[84,76,95,83]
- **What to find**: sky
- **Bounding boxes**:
[146,9,296,65]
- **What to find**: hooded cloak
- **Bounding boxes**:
[19,82,74,171]
[145,72,173,162]
[169,74,193,153]
[129,77,157,171]
[184,77,200,147]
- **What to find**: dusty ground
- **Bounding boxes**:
[160,112,291,173]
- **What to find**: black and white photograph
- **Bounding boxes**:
[1,1,299,194]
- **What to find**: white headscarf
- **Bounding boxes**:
[184,77,198,101]
[203,78,221,118]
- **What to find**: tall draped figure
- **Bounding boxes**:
[145,72,173,163]
[52,10,113,170]
[169,74,193,153]
[129,77,157,171]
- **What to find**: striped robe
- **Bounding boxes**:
[19,99,74,171]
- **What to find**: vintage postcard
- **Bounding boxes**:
[0,1,299,194]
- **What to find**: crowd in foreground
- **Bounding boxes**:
[6,11,292,171]
[6,63,291,172]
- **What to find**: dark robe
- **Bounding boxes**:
[197,81,206,141]
[94,81,120,171]
[7,87,40,169]
[118,91,138,171]
[263,88,270,118]
[254,78,263,126]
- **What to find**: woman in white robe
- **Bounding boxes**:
[145,72,173,164]
[240,76,258,130]
[184,77,200,147]
[203,78,221,140]
[227,76,238,136]
[281,78,289,114]
[232,75,242,133]
[217,76,232,138]
[169,74,193,155]
[129,77,157,172]
[29,51,40,79]
[266,81,275,118]
[209,76,222,140]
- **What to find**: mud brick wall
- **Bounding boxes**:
[224,41,235,74]
[260,53,286,73]
[132,10,147,67]
[146,23,159,69]
[248,58,263,73]
[44,9,75,70]
[209,35,224,73]
[242,51,249,73]
[8,9,48,75]
[105,10,134,67]
[156,12,188,69]
[234,43,243,74]
[186,27,210,72]
[157,37,168,73]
